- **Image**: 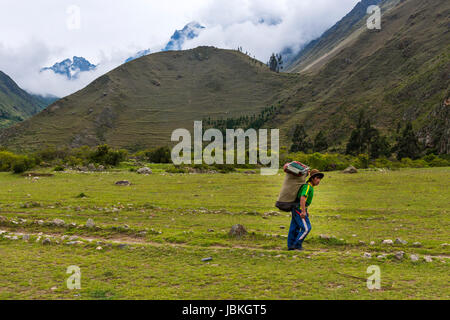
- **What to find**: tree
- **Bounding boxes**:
[313,130,328,152]
[394,122,421,160]
[346,110,391,159]
[276,54,283,71]
[369,133,391,159]
[268,53,279,72]
[290,125,312,152]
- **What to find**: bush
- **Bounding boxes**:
[12,156,35,174]
[89,145,128,166]
[0,151,35,173]
[145,146,171,163]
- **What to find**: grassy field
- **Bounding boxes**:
[0,166,449,300]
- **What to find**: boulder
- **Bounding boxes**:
[52,219,65,227]
[115,180,131,186]
[229,224,247,237]
[86,219,95,228]
[394,251,405,260]
[395,238,408,245]
[137,167,152,175]
[410,254,419,262]
[343,166,358,174]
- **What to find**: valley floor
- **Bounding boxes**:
[0,167,448,299]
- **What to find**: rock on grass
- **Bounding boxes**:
[229,224,247,237]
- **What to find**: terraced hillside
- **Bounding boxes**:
[0,47,300,151]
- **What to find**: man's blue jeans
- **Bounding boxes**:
[287,207,312,249]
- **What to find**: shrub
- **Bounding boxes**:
[145,146,172,163]
[12,156,35,174]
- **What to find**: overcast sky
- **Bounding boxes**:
[0,0,359,97]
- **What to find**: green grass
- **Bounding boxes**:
[0,167,449,299]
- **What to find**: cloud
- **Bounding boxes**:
[184,0,360,62]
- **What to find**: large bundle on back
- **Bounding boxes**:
[275,162,309,212]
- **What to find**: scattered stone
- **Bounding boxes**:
[359,240,366,245]
[137,167,152,175]
[22,234,30,241]
[65,241,83,245]
[229,224,247,237]
[441,243,449,247]
[207,229,214,232]
[395,238,408,245]
[394,251,405,260]
[68,236,79,241]
[118,244,128,249]
[369,241,375,245]
[202,257,213,262]
[410,254,419,262]
[382,239,393,245]
[363,253,372,259]
[377,254,387,260]
[52,219,65,227]
[115,180,131,186]
[343,166,358,174]
[88,163,96,171]
[424,256,433,263]
[412,242,422,247]
[43,238,51,245]
[51,286,58,291]
[36,236,41,242]
[319,234,330,240]
[96,246,103,251]
[86,219,95,228]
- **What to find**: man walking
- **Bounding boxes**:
[288,169,324,251]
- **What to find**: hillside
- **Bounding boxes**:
[274,0,449,153]
[285,0,386,73]
[0,71,49,129]
[0,47,299,151]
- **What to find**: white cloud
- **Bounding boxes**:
[0,0,359,97]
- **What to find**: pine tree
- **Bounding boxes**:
[395,122,421,160]
[276,54,283,71]
[313,130,328,152]
[268,53,278,72]
[290,125,311,152]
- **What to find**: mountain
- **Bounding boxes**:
[285,0,385,72]
[2,0,448,154]
[0,47,298,151]
[30,94,60,109]
[40,56,97,80]
[0,71,50,129]
[162,21,205,51]
[125,22,205,63]
[125,49,152,63]
[273,0,450,153]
